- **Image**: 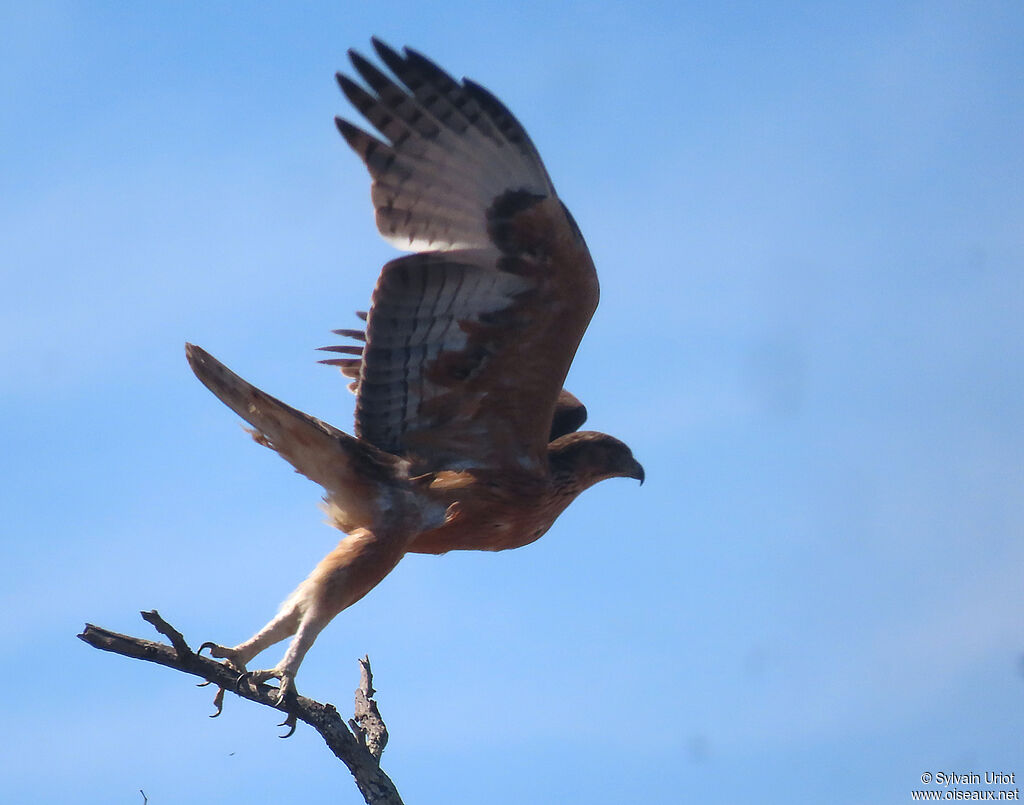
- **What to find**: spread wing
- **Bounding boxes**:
[332,40,599,475]
[322,334,589,442]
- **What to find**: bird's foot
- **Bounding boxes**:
[204,683,226,718]
[197,641,250,673]
[236,667,297,706]
[235,667,299,737]
[196,641,253,718]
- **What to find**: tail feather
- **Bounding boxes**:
[185,343,405,530]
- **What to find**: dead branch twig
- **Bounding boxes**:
[78,611,404,805]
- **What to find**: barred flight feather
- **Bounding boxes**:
[330,41,598,471]
[337,38,554,252]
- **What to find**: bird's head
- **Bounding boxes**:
[548,431,645,491]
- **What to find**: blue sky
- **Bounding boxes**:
[3,2,1023,803]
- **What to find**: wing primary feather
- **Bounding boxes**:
[392,45,503,143]
[319,357,362,375]
[334,118,404,180]
[333,44,598,469]
[317,345,364,356]
[386,46,530,185]
[461,78,554,192]
[337,75,408,148]
[344,53,507,202]
[338,40,557,253]
[331,328,367,341]
[348,50,404,97]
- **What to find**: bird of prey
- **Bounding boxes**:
[187,39,644,711]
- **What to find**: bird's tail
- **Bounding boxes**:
[185,343,405,532]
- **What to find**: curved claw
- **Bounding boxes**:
[234,671,253,693]
[235,668,278,694]
[209,686,225,718]
[276,674,296,707]
[197,641,249,674]
[278,712,297,739]
[274,674,298,736]
[196,679,212,688]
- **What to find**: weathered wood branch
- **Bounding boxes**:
[78,610,404,805]
[351,655,389,760]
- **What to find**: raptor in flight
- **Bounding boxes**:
[188,39,644,711]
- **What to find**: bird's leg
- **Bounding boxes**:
[196,599,305,718]
[215,528,411,709]
[233,588,326,704]
[198,605,301,673]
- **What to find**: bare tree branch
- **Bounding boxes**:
[351,655,389,760]
[78,610,404,805]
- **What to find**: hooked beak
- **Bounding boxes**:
[630,459,645,486]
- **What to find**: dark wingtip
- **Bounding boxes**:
[334,116,366,148]
[185,342,207,370]
[348,48,374,77]
[370,36,401,66]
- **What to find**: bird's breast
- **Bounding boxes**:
[404,473,571,555]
